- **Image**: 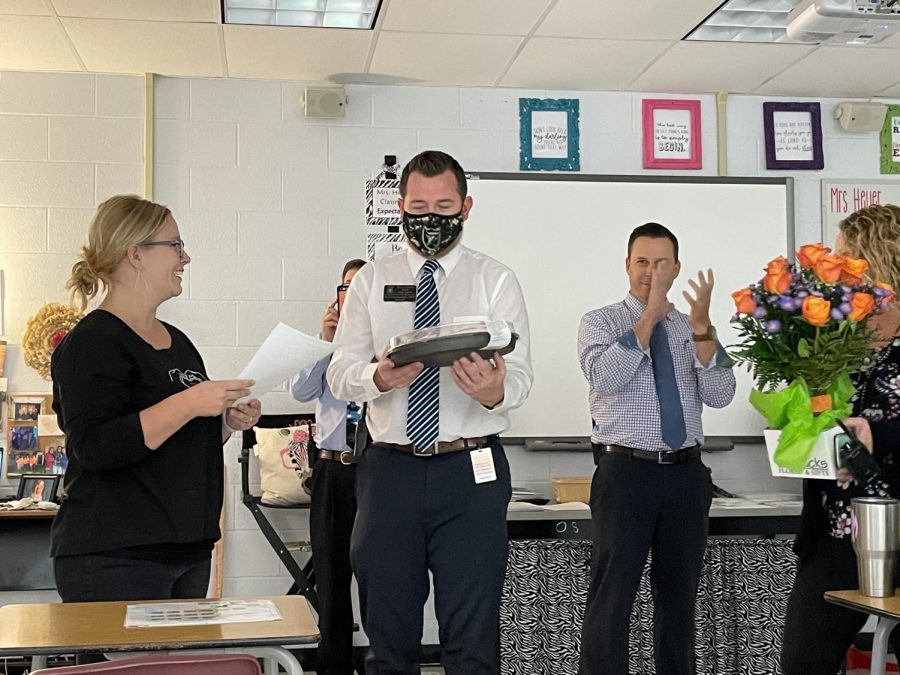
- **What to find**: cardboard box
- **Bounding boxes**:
[551,476,592,504]
[764,426,842,480]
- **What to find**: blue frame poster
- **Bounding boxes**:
[519,98,580,172]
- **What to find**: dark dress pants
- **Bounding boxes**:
[309,456,359,675]
[579,453,713,675]
[351,438,511,675]
[782,535,900,675]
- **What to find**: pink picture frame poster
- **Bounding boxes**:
[642,99,702,170]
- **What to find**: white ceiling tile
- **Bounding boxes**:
[501,37,670,91]
[632,42,815,95]
[50,0,220,22]
[755,45,900,97]
[0,15,82,71]
[382,0,552,36]
[0,0,50,14]
[60,18,225,76]
[537,0,722,40]
[369,32,522,87]
[223,25,372,80]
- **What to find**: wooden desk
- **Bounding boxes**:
[0,595,319,675]
[825,590,900,675]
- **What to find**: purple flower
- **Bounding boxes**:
[839,302,852,315]
[796,290,809,298]
[831,308,845,321]
[752,306,768,319]
[764,320,782,334]
[874,286,892,298]
[777,295,797,312]
[840,284,853,295]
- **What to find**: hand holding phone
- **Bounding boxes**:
[836,419,881,485]
[337,284,349,314]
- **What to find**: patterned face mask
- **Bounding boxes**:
[402,211,463,257]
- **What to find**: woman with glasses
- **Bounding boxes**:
[50,194,262,602]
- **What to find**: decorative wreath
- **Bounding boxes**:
[22,303,83,380]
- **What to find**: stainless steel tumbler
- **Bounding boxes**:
[852,496,900,597]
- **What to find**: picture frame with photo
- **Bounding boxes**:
[642,99,702,170]
[16,473,61,503]
[519,98,581,172]
[6,393,56,478]
[763,101,824,171]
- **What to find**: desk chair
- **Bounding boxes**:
[239,414,318,610]
[30,654,262,675]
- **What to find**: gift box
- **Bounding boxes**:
[764,426,843,479]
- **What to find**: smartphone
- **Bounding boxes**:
[337,284,349,314]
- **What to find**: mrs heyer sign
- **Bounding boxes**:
[822,180,900,245]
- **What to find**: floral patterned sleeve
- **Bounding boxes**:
[823,338,900,539]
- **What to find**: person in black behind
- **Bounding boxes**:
[51,194,261,602]
[782,204,900,674]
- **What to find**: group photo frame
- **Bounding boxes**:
[5,393,62,478]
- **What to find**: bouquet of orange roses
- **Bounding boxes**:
[730,243,894,471]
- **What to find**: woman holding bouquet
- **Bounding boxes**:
[782,204,900,674]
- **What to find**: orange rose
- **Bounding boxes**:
[732,287,756,314]
[796,243,830,269]
[813,254,845,284]
[763,256,792,293]
[801,296,831,326]
[848,292,876,321]
[876,282,896,305]
[840,257,869,285]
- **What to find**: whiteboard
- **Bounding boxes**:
[463,173,794,440]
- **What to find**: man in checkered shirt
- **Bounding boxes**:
[577,222,735,675]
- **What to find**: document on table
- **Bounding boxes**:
[124,599,282,628]
[235,323,335,403]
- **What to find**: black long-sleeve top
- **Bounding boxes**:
[50,310,223,558]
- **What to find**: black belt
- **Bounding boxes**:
[317,449,357,465]
[373,436,490,457]
[592,443,701,465]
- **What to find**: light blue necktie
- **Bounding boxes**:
[650,321,687,450]
[407,259,441,449]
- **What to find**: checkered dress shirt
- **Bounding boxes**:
[578,294,736,451]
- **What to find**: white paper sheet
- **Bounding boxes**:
[124,599,281,628]
[236,323,335,403]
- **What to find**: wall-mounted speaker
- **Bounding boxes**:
[303,86,347,118]
[834,101,887,132]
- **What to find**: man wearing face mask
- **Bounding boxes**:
[327,150,533,675]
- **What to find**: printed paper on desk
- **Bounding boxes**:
[236,323,335,403]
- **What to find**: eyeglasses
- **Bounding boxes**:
[140,239,186,259]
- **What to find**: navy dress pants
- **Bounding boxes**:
[309,456,359,675]
[351,438,511,675]
[579,452,712,675]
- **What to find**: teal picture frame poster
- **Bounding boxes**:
[519,98,580,172]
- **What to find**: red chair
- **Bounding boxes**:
[30,654,262,675]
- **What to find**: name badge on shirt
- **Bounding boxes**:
[384,285,417,302]
[470,448,497,484]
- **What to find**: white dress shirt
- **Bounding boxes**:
[327,243,533,445]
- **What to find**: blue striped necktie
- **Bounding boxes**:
[407,258,441,449]
[650,321,687,450]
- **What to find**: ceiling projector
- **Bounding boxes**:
[786,0,900,44]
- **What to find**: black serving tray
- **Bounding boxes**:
[387,332,518,368]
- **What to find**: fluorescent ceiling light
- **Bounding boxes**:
[223,0,382,29]
[685,0,809,43]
